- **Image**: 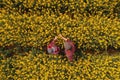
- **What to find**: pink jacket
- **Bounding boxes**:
[47,40,60,54]
[64,39,75,61]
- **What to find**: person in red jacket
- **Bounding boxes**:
[47,36,60,54]
[59,34,75,62]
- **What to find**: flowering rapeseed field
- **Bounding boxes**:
[0,52,120,79]
[0,0,120,52]
[0,0,120,79]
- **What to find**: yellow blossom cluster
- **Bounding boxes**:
[0,13,120,51]
[0,52,120,79]
[0,0,120,79]
[0,0,120,52]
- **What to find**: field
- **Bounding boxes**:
[0,52,120,80]
[0,0,120,79]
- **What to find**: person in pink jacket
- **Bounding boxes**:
[47,36,60,55]
[59,34,75,62]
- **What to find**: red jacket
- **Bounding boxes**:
[47,40,60,54]
[64,39,75,61]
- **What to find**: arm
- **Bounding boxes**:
[59,34,75,52]
[51,36,58,43]
[59,34,68,41]
[48,36,58,48]
[53,36,58,41]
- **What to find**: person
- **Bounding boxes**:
[47,36,60,54]
[59,34,75,62]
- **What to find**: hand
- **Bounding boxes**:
[58,34,63,38]
[54,36,58,41]
[59,34,67,41]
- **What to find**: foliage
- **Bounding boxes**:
[0,12,120,52]
[0,52,120,79]
[0,0,120,79]
[1,0,120,17]
[0,0,120,54]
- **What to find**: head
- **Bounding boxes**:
[64,42,72,50]
[47,46,60,54]
[47,47,53,53]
